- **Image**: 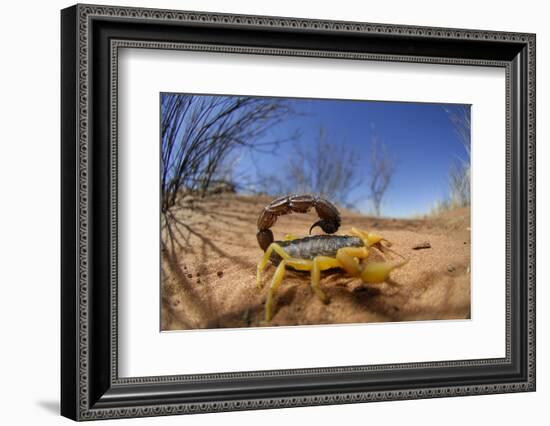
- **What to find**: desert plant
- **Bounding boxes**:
[448,159,471,208]
[367,132,395,216]
[444,105,471,207]
[161,94,293,212]
[285,128,362,206]
[256,127,364,207]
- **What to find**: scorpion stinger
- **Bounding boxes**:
[308,218,339,235]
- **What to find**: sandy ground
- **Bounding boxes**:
[161,194,471,330]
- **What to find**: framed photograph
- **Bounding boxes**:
[61,4,536,421]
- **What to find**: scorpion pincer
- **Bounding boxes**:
[256,194,408,322]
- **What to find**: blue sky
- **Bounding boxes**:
[230,97,470,218]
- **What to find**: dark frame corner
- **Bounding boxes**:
[61,3,535,421]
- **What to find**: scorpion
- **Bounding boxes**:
[256,194,408,322]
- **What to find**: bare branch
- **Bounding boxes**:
[268,127,364,207]
[443,105,471,207]
[443,105,471,158]
[160,94,294,212]
[367,132,394,217]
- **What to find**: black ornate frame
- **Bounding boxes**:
[61,3,536,421]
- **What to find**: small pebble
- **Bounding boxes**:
[412,241,431,250]
[447,265,456,273]
[217,271,224,278]
[187,273,193,279]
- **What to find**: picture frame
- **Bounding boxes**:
[61,3,536,421]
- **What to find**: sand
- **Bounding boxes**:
[161,194,471,330]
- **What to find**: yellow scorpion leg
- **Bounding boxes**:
[283,233,299,241]
[257,243,290,289]
[311,256,340,303]
[264,257,312,322]
[265,260,287,322]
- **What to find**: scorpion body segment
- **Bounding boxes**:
[256,194,341,251]
[269,235,364,266]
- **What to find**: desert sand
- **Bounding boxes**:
[161,194,470,330]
